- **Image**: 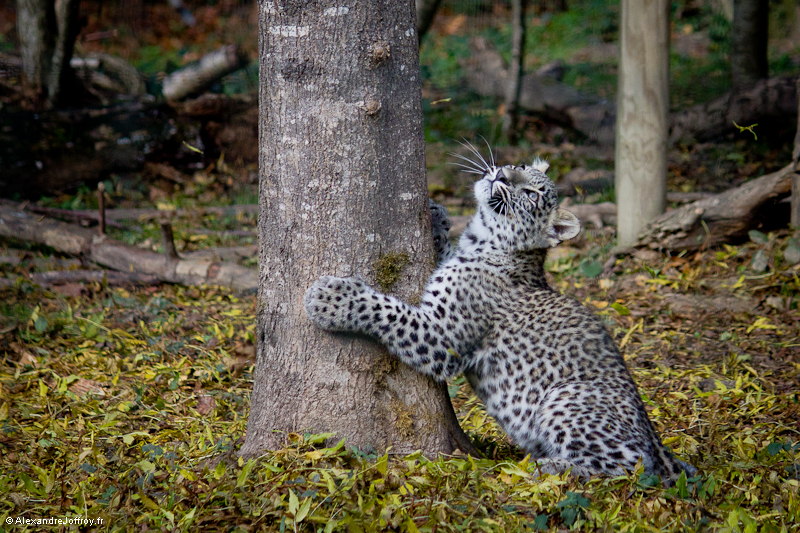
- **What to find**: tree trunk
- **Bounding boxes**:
[731,0,768,91]
[615,0,669,246]
[16,0,80,106]
[416,0,443,42]
[502,0,527,143]
[242,0,468,457]
[16,0,54,91]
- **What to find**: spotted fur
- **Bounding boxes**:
[304,153,696,483]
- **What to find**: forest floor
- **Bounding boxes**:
[1,207,799,531]
[1,0,800,531]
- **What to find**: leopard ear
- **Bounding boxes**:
[550,208,580,244]
[531,157,549,173]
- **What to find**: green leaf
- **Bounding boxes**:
[237,458,256,487]
[560,507,579,526]
[767,442,783,456]
[288,489,299,515]
[531,514,549,530]
[784,239,800,264]
[610,302,630,315]
[34,317,49,333]
[295,497,312,523]
[304,432,336,445]
[748,229,768,245]
[19,473,42,497]
[750,249,768,272]
[675,471,689,498]
[580,260,603,278]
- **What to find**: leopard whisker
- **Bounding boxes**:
[478,135,495,167]
[457,139,491,173]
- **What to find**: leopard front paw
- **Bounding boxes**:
[303,276,369,331]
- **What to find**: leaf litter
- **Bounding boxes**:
[0,228,798,532]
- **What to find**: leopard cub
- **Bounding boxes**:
[304,150,696,483]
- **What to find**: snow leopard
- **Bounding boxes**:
[304,147,696,484]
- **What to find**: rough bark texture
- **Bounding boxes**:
[615,0,670,245]
[633,164,796,251]
[242,0,468,457]
[16,0,53,90]
[16,0,79,106]
[731,0,768,91]
[0,202,258,290]
[502,0,527,143]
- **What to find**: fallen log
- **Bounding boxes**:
[0,203,258,290]
[462,38,797,145]
[57,204,259,221]
[0,270,161,289]
[162,45,246,101]
[670,76,798,144]
[633,163,796,251]
[461,38,616,144]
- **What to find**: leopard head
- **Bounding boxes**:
[453,145,580,253]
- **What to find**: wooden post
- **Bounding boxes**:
[615,0,670,246]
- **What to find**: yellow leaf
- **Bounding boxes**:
[405,518,421,533]
[376,453,388,476]
[138,490,161,511]
[288,489,299,515]
[746,317,778,334]
[214,461,226,480]
[305,450,323,461]
[619,319,643,350]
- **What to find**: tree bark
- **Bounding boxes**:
[502,0,527,143]
[615,0,669,246]
[16,0,80,106]
[16,0,53,92]
[242,0,469,457]
[731,0,768,91]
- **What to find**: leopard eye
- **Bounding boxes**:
[525,189,540,203]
